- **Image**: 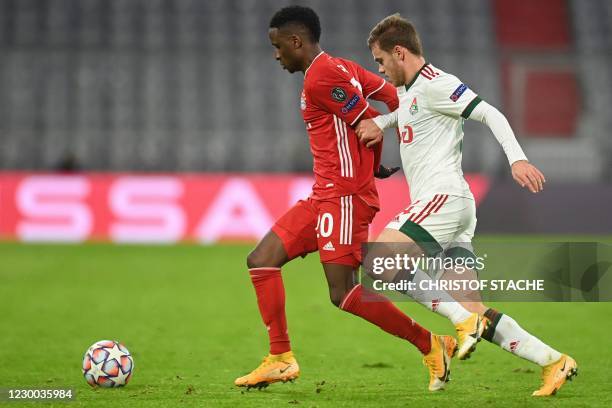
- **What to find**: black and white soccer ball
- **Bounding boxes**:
[82,340,134,388]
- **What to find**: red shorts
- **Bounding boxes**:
[272,195,377,267]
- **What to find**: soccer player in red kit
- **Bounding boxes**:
[234,6,457,391]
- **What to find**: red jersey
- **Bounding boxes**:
[301,52,398,208]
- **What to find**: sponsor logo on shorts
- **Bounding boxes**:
[323,241,336,251]
[450,83,468,102]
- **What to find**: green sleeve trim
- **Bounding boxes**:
[398,220,443,257]
[461,96,482,119]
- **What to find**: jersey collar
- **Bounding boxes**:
[304,51,325,78]
[404,62,429,91]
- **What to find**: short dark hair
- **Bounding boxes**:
[269,6,321,43]
[368,13,422,56]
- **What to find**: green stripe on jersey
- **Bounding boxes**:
[461,96,482,119]
[398,220,443,257]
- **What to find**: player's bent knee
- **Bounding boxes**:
[246,249,263,269]
[329,288,349,308]
[246,246,278,268]
[329,293,344,308]
[246,231,288,268]
[246,248,284,269]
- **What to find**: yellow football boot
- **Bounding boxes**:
[234,351,300,389]
[422,334,457,391]
[532,354,577,396]
[455,312,484,360]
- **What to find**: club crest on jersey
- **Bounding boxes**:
[300,90,306,110]
[409,97,419,115]
[331,87,347,102]
[450,84,468,102]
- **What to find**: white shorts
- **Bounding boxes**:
[385,194,476,256]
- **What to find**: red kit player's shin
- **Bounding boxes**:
[249,267,291,354]
[340,284,432,355]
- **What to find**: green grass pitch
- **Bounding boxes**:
[1,239,611,407]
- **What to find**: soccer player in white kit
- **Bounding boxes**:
[356,14,577,397]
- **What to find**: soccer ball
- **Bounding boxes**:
[82,340,134,388]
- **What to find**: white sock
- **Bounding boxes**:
[492,314,562,366]
[399,268,472,324]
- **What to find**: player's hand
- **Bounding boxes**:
[511,160,546,193]
[375,164,400,179]
[356,119,384,148]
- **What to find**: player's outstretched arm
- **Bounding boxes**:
[469,101,545,193]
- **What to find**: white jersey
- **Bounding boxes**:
[374,63,482,201]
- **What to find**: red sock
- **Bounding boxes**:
[340,284,431,355]
[249,267,291,355]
